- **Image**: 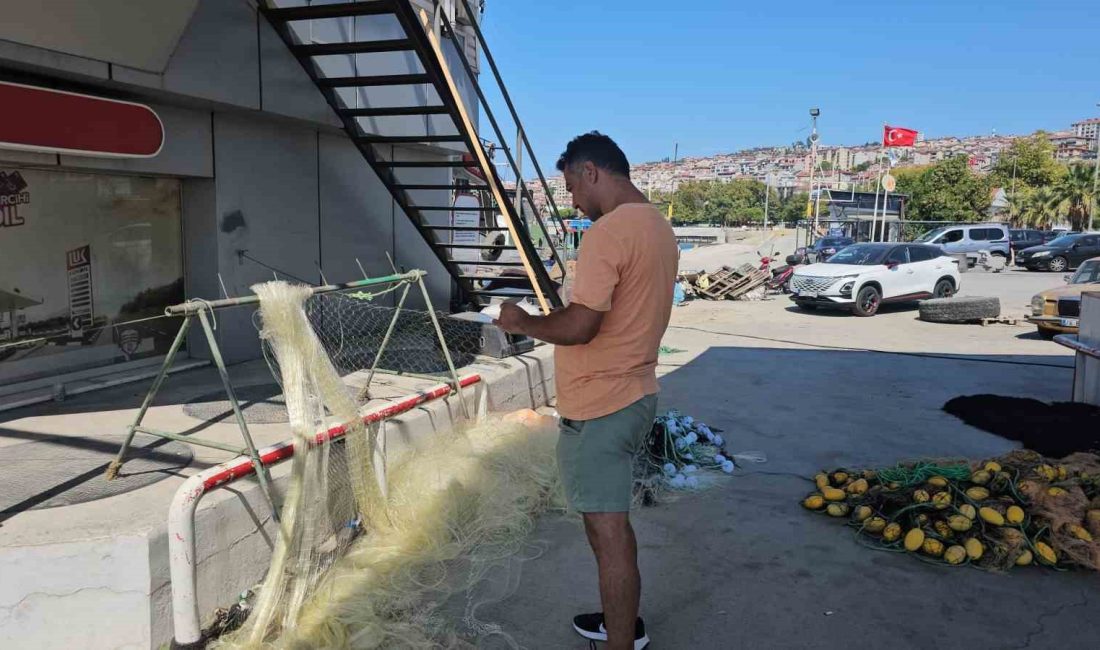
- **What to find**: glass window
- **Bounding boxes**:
[1073,261,1100,284]
[1081,236,1098,247]
[969,228,993,241]
[885,247,909,265]
[0,168,183,385]
[907,246,935,262]
[940,229,964,243]
[826,244,891,265]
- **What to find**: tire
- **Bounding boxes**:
[852,286,881,317]
[1047,256,1068,273]
[932,279,955,299]
[1037,327,1058,340]
[991,251,1007,258]
[918,296,1000,323]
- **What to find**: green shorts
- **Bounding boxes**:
[557,394,658,513]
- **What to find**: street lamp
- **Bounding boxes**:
[1092,102,1099,232]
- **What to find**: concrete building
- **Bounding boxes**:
[1072,117,1100,140]
[0,0,488,394]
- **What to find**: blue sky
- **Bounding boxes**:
[478,0,1100,176]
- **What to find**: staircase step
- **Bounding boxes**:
[468,289,537,297]
[424,226,507,232]
[293,39,412,56]
[341,105,449,117]
[318,73,430,88]
[263,1,394,22]
[394,183,489,190]
[438,243,516,250]
[356,134,466,144]
[413,205,496,211]
[377,160,470,168]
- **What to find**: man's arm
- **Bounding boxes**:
[494,302,604,346]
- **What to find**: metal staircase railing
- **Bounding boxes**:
[259,0,566,313]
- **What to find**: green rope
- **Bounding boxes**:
[875,461,971,488]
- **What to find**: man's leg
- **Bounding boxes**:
[584,512,640,650]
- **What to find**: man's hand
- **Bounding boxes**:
[493,302,528,335]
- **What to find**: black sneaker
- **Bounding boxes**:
[572,612,649,649]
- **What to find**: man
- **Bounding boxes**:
[494,132,678,650]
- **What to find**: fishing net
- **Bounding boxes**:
[216,281,562,649]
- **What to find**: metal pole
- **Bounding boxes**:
[415,276,470,419]
[361,283,412,398]
[105,315,193,480]
[871,147,884,242]
[164,271,421,316]
[1092,104,1099,231]
[763,176,770,233]
[196,308,280,521]
[807,109,819,244]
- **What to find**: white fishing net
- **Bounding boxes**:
[217,282,562,649]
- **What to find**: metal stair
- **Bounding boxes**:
[260,0,568,312]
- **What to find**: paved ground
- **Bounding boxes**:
[484,269,1093,649]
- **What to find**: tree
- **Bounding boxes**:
[990,132,1065,191]
[894,156,992,222]
[1046,164,1096,231]
[852,161,873,173]
[820,160,834,172]
[775,192,810,225]
[666,179,773,225]
[1007,187,1057,228]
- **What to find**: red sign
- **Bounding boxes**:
[883,125,918,148]
[0,81,163,158]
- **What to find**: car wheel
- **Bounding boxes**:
[853,286,880,317]
[1037,327,1058,340]
[932,279,955,299]
[1048,256,1068,273]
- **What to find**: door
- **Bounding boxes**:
[1070,235,1100,267]
[880,246,914,298]
[906,245,940,294]
[935,228,965,254]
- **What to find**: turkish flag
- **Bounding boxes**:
[883,125,918,147]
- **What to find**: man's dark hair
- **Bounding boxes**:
[556,131,631,178]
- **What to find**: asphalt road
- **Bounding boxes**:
[482,268,1090,649]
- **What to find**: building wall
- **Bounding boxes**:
[0,0,479,369]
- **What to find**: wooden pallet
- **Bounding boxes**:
[697,264,769,300]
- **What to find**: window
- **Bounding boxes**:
[907,246,935,262]
[940,229,964,243]
[1082,236,1099,247]
[885,247,909,265]
[969,228,994,241]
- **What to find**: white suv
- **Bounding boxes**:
[790,243,961,316]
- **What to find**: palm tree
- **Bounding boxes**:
[1046,164,1096,231]
[1008,187,1058,228]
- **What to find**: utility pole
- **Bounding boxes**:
[1093,103,1100,232]
[807,107,820,244]
[763,173,771,232]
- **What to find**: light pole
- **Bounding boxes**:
[807,107,820,244]
[1092,103,1100,232]
[763,173,771,232]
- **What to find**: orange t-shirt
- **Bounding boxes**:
[555,203,679,420]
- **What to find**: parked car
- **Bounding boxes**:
[809,236,854,262]
[1026,257,1100,338]
[913,223,1011,258]
[1016,233,1100,272]
[1009,229,1051,254]
[790,243,960,317]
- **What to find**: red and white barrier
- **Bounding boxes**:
[169,375,481,647]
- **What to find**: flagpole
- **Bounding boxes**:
[870,124,885,242]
